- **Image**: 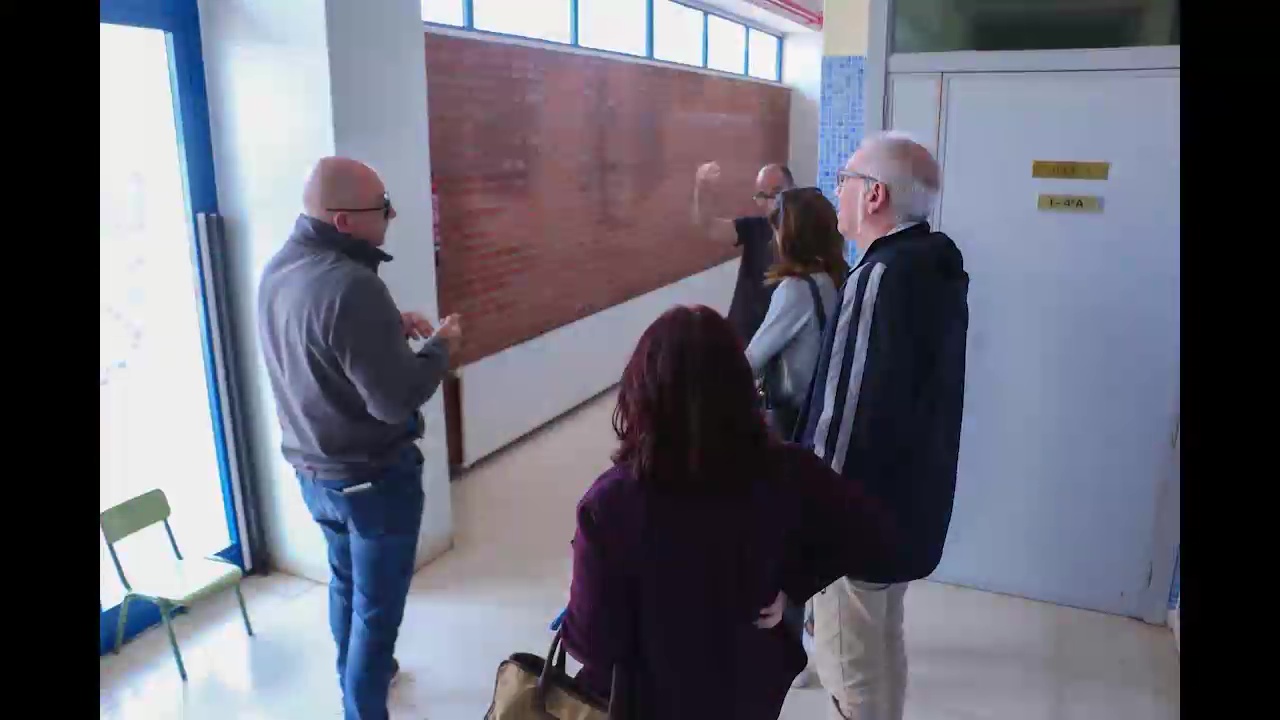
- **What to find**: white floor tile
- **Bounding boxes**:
[100,392,1178,719]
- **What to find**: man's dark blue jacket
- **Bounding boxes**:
[796,221,970,583]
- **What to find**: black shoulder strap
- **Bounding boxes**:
[800,275,827,332]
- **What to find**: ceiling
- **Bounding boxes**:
[693,0,823,33]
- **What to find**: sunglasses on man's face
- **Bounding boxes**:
[327,191,393,220]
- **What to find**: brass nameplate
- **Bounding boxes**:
[1038,194,1103,213]
[1032,161,1110,180]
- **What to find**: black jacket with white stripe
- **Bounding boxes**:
[795,222,970,584]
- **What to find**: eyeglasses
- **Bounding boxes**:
[836,170,881,189]
[752,190,780,202]
[327,191,393,220]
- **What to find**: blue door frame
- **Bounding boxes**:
[100,0,244,655]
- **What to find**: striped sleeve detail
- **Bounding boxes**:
[811,262,887,474]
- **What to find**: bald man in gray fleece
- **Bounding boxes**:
[258,157,460,720]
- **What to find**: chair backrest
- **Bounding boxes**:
[101,488,171,545]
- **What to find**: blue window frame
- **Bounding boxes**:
[422,0,783,82]
[100,0,244,655]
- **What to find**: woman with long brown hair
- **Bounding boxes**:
[746,187,850,439]
[558,305,897,719]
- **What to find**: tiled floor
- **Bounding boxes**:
[100,392,1179,719]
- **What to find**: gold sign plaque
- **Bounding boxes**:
[1038,194,1103,213]
[1032,161,1110,180]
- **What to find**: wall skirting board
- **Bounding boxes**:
[456,259,738,467]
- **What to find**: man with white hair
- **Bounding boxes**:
[794,133,970,719]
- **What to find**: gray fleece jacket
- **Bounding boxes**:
[257,215,450,479]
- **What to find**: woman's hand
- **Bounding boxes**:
[755,590,788,629]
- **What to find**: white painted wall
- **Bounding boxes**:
[783,30,822,186]
[460,260,739,467]
[198,0,451,583]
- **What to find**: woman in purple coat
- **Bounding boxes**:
[560,305,900,719]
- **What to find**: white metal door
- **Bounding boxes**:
[928,70,1179,617]
[887,73,942,158]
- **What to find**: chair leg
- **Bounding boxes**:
[158,602,188,682]
[235,584,254,637]
[114,596,132,654]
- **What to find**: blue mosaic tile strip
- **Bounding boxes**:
[818,55,866,202]
[818,55,866,264]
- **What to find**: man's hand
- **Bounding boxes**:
[755,590,788,629]
[401,312,435,340]
[433,314,462,347]
[693,162,735,244]
[695,161,722,186]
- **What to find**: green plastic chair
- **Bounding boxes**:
[101,488,253,681]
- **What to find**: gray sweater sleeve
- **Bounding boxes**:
[330,273,451,425]
[745,278,811,376]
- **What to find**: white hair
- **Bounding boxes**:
[855,131,940,224]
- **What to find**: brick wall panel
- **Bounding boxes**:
[426,33,790,365]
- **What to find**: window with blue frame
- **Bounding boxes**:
[473,0,572,44]
[422,0,784,82]
[653,0,705,67]
[706,14,746,74]
[579,0,648,57]
[101,0,249,655]
[421,0,464,26]
[747,28,780,81]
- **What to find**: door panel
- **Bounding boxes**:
[887,72,942,157]
[931,71,1179,617]
[886,72,943,225]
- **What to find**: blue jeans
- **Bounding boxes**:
[298,449,425,720]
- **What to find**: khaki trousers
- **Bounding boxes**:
[811,579,909,720]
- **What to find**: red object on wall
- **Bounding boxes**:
[424,33,791,366]
[753,0,823,27]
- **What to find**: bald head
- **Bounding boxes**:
[303,157,395,245]
[753,163,795,211]
[756,164,794,191]
[303,157,383,219]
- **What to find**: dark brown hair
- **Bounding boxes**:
[765,188,850,286]
[612,306,770,489]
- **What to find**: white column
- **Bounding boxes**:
[783,30,822,186]
[199,0,452,583]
